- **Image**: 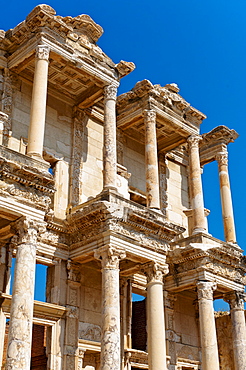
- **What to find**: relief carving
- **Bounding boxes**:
[141,261,169,284]
[196,281,217,300]
[36,45,50,61]
[11,216,46,246]
[104,85,117,101]
[94,245,126,269]
[187,135,202,148]
[79,322,101,342]
[224,291,246,310]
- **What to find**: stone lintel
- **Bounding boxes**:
[0,292,66,320]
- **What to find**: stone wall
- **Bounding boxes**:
[215,313,235,370]
[166,160,189,233]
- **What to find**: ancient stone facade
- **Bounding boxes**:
[0,5,245,370]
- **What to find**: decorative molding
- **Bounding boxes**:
[115,60,135,78]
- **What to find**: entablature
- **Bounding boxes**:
[1,5,135,108]
[116,80,206,153]
[200,125,238,166]
[165,233,246,294]
[67,189,185,263]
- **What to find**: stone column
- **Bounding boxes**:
[103,85,118,190]
[216,151,236,243]
[143,262,169,370]
[196,281,219,370]
[94,245,126,370]
[6,217,46,370]
[144,109,160,209]
[224,291,246,370]
[187,135,207,234]
[27,45,50,159]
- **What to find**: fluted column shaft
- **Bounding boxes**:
[95,246,126,370]
[103,85,118,190]
[197,281,219,370]
[216,151,236,243]
[188,135,207,234]
[224,292,246,370]
[144,110,160,209]
[143,262,168,370]
[6,217,45,370]
[27,45,50,159]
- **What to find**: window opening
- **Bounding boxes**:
[131,293,147,351]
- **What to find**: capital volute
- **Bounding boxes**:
[94,245,126,269]
[224,291,246,310]
[187,135,202,149]
[215,151,228,166]
[104,85,117,101]
[196,281,217,300]
[36,45,50,61]
[142,261,169,285]
[143,109,156,123]
[11,216,46,246]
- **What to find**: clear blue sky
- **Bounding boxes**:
[2,1,245,309]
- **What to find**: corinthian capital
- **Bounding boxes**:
[36,45,50,61]
[94,245,126,269]
[11,216,46,245]
[104,85,117,101]
[197,281,217,300]
[224,291,246,310]
[187,135,202,149]
[143,109,156,123]
[142,261,169,284]
[215,151,228,166]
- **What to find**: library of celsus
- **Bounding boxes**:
[0,4,245,370]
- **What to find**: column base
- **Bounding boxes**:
[192,227,208,235]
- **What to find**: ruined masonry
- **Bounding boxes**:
[0,5,245,370]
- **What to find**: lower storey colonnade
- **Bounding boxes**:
[3,235,246,370]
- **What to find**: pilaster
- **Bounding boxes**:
[224,291,246,370]
[64,260,81,370]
